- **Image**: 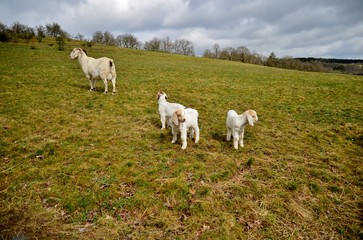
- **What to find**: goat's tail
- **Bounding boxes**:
[108,59,116,80]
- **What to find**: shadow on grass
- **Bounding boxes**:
[70,83,111,93]
[70,83,90,91]
[211,131,226,142]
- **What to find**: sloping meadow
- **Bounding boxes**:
[0,41,362,239]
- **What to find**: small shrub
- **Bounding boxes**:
[86,40,94,48]
[197,185,211,196]
[309,183,321,194]
[246,158,254,167]
[328,185,342,193]
[56,36,65,51]
[285,181,298,191]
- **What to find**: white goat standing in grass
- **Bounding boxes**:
[157,91,185,129]
[70,48,117,94]
[171,108,200,150]
[226,110,258,150]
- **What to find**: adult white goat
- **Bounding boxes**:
[70,48,117,94]
[157,91,185,129]
[171,108,200,150]
[226,110,258,150]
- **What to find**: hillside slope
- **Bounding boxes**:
[0,40,362,239]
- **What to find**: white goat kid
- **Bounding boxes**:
[226,110,258,150]
[171,108,200,150]
[70,48,117,94]
[157,91,185,129]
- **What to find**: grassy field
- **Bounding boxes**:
[0,39,362,239]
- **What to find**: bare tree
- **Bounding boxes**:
[103,31,115,45]
[202,49,214,58]
[144,37,161,51]
[212,43,220,59]
[160,36,173,53]
[75,33,85,41]
[35,25,46,42]
[236,46,251,63]
[46,22,61,37]
[175,39,195,56]
[0,22,9,42]
[10,22,34,43]
[220,47,234,61]
[92,31,103,43]
[116,33,140,49]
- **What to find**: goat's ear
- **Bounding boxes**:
[247,114,254,126]
[172,112,179,125]
[81,48,87,56]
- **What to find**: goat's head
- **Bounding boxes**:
[157,91,167,100]
[70,48,82,60]
[246,110,258,126]
[172,109,185,125]
[70,48,88,60]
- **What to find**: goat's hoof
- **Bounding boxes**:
[104,91,108,94]
[112,92,116,95]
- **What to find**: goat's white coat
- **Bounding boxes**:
[171,108,200,150]
[226,110,258,149]
[157,91,185,129]
[70,48,117,94]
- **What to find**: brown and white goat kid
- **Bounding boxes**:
[171,108,200,150]
[70,48,117,94]
[226,110,258,149]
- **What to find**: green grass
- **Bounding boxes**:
[1,39,362,239]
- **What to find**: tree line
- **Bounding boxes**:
[203,43,363,75]
[1,21,362,75]
[0,21,195,56]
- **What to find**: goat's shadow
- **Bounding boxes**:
[211,131,227,142]
[70,83,109,93]
[70,83,90,91]
[158,131,173,144]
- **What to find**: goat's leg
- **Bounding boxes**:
[166,117,172,128]
[226,127,232,141]
[88,76,95,91]
[171,126,178,143]
[232,131,239,150]
[93,79,97,91]
[111,78,116,95]
[194,126,200,143]
[103,79,108,94]
[189,127,194,139]
[160,113,166,129]
[239,128,245,148]
[181,130,187,150]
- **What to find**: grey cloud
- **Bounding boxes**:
[0,0,362,58]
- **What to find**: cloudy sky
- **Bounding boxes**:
[1,0,363,58]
